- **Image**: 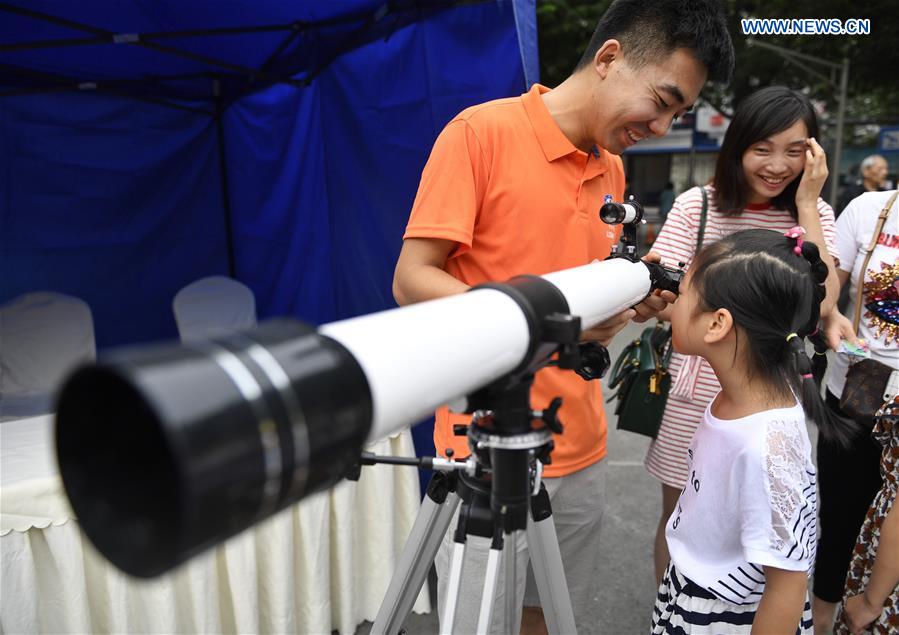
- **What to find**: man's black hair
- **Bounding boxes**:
[575,0,734,84]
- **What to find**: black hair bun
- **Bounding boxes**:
[800,240,828,286]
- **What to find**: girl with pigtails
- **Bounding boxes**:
[650,229,855,634]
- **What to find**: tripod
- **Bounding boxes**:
[368,375,579,635]
[372,467,576,634]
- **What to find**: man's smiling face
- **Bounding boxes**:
[593,47,707,155]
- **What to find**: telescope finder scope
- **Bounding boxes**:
[599,197,644,226]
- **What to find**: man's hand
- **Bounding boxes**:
[581,309,637,347]
[581,251,680,345]
[633,289,677,323]
[635,251,678,323]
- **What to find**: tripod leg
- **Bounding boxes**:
[475,530,504,634]
[503,530,521,634]
[372,474,460,635]
[526,487,576,635]
[441,536,467,635]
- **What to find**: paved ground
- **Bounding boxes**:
[354,320,671,634]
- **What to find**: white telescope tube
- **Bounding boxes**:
[542,258,652,329]
[320,289,530,440]
[321,257,653,440]
[53,253,662,578]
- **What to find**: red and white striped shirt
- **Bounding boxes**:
[644,185,837,489]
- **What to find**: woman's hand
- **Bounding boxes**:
[822,309,859,350]
[843,593,882,635]
[795,137,829,209]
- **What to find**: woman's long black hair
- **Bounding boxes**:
[688,228,851,443]
[713,86,820,218]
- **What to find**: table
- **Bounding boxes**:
[1,415,429,633]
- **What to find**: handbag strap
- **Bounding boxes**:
[608,338,639,388]
[647,324,673,371]
[697,186,709,253]
[659,326,673,368]
[852,191,898,333]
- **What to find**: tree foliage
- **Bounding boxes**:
[537,0,899,139]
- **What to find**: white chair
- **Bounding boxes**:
[172,276,257,343]
[0,292,96,420]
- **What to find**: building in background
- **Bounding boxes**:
[622,104,729,208]
[623,107,898,215]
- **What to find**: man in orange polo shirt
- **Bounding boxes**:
[393,1,734,631]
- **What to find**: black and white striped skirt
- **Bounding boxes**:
[651,562,813,634]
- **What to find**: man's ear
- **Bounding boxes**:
[593,39,621,80]
[704,308,734,344]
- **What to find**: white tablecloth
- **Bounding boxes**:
[1,415,429,633]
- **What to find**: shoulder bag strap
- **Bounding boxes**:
[852,191,898,333]
[658,325,673,369]
[608,338,639,388]
[697,186,709,253]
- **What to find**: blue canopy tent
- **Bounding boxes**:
[0,0,538,469]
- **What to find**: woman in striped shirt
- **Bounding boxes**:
[645,86,852,583]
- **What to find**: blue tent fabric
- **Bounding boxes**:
[222,2,528,327]
[2,0,534,340]
[1,0,536,475]
[512,0,539,88]
[0,92,226,346]
[0,1,535,105]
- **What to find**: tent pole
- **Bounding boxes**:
[213,79,237,279]
[0,62,215,115]
[0,2,304,89]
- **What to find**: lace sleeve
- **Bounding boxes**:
[764,419,815,556]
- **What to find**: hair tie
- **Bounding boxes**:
[785,332,800,342]
[784,226,806,255]
[801,373,813,379]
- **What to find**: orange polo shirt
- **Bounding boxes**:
[404,84,624,477]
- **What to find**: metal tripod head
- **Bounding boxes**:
[459,373,557,535]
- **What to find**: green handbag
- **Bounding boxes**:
[604,186,707,438]
[606,324,673,438]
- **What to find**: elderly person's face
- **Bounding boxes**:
[864,157,888,187]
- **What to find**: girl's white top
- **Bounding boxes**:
[666,398,817,605]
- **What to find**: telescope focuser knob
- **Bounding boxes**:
[574,342,611,381]
[535,397,564,434]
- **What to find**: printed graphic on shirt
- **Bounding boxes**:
[876,232,899,249]
[863,259,899,344]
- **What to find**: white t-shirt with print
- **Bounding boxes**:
[665,399,817,605]
[827,189,899,397]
